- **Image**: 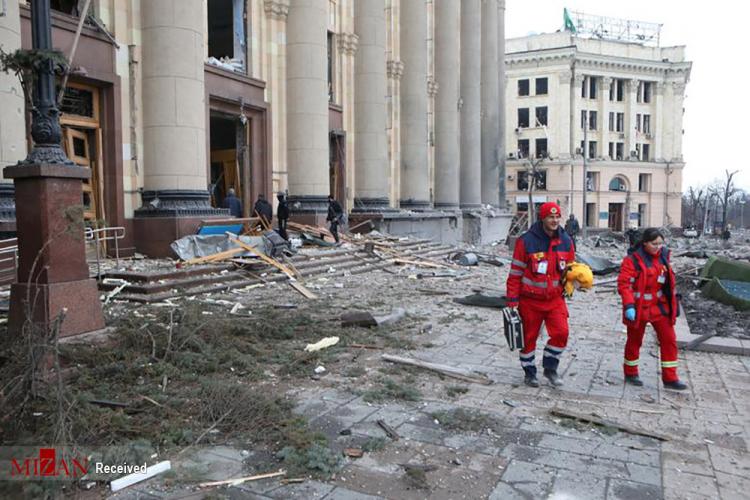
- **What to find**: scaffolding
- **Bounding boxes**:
[566,9,662,47]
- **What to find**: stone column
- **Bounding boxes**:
[460,0,482,209]
[433,0,460,210]
[671,81,686,160]
[0,0,26,224]
[497,0,507,207]
[654,82,665,160]
[626,78,639,159]
[353,0,390,210]
[600,77,612,155]
[572,73,585,155]
[481,0,500,207]
[286,0,329,212]
[264,0,290,194]
[399,0,430,209]
[556,70,572,158]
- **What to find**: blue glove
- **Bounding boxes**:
[625,307,636,321]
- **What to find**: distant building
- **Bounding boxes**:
[504,26,691,230]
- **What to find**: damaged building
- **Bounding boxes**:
[0,0,511,256]
[504,12,691,231]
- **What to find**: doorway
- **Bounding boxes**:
[209,113,246,214]
[329,130,346,203]
[608,203,624,231]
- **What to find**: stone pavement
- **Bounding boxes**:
[111,256,750,499]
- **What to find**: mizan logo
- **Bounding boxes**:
[10,448,89,478]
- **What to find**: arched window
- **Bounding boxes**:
[609,177,628,192]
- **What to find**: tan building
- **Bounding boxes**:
[0,0,511,255]
[504,29,691,231]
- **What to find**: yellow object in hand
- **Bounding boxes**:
[563,262,594,297]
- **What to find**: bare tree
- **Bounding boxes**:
[682,186,706,228]
[718,170,740,232]
[523,157,545,229]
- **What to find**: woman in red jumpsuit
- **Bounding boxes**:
[617,228,688,390]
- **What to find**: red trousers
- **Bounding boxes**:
[624,316,679,382]
[518,296,569,375]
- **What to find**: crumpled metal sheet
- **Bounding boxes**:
[170,234,269,260]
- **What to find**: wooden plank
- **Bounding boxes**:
[549,408,672,441]
[198,470,286,488]
[381,354,492,385]
[183,247,245,266]
[229,237,295,278]
[289,280,318,299]
[392,258,447,269]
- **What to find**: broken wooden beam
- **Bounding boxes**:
[229,237,295,278]
[376,419,400,440]
[381,354,492,385]
[289,280,318,299]
[183,247,245,266]
[198,469,286,488]
[549,408,671,441]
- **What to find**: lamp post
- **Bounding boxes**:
[2,0,104,337]
[582,110,588,238]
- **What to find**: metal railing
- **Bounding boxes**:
[0,238,18,288]
[85,226,126,278]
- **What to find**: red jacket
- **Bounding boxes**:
[506,221,576,306]
[617,246,679,326]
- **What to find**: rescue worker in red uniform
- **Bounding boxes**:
[506,202,576,387]
[617,228,688,391]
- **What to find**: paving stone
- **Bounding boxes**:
[265,480,335,499]
[501,444,628,479]
[549,473,607,500]
[536,433,600,455]
[624,462,661,487]
[487,480,527,500]
[592,442,660,467]
[662,469,720,500]
[707,444,750,477]
[396,422,446,446]
[497,459,555,499]
[607,478,663,500]
[172,448,245,483]
[323,487,383,499]
[715,470,750,500]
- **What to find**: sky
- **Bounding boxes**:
[505,0,750,192]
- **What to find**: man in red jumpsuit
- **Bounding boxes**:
[617,228,687,390]
[506,202,576,387]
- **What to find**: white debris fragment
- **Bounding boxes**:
[305,336,340,352]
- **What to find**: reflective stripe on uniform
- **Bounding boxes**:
[521,277,548,289]
[543,345,564,359]
[661,360,678,368]
[624,358,639,366]
[519,352,535,361]
[509,269,524,276]
[512,259,527,268]
[629,277,636,283]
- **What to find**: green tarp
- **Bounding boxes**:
[700,257,750,311]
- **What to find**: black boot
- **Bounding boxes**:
[625,375,644,386]
[543,369,563,387]
[663,380,688,391]
[524,374,540,388]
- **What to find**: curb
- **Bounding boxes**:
[675,314,750,355]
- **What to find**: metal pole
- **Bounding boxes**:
[26,0,71,165]
[582,111,588,238]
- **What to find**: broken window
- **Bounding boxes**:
[517,139,529,159]
[587,171,598,191]
[518,170,547,191]
[518,79,530,96]
[608,112,614,132]
[535,138,548,159]
[588,111,597,130]
[208,0,247,73]
[328,31,335,102]
[638,203,647,226]
[616,112,625,133]
[535,77,548,95]
[616,80,624,101]
[616,142,624,160]
[638,173,651,192]
[535,106,548,127]
[643,114,651,135]
[642,82,652,103]
[518,108,530,128]
[588,140,597,159]
[50,0,81,15]
[642,144,650,161]
[610,79,624,102]
[581,110,586,129]
[635,143,641,160]
[581,77,587,98]
[608,142,614,159]
[636,114,642,132]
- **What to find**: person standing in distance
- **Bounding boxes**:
[326,195,344,244]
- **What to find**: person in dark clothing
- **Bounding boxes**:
[327,195,344,244]
[625,227,641,254]
[222,188,243,217]
[253,194,273,228]
[276,191,290,240]
[564,214,580,248]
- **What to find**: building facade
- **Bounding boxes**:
[0,0,510,256]
[504,31,691,231]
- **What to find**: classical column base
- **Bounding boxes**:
[133,189,229,257]
[399,199,432,211]
[3,162,105,337]
[460,203,483,210]
[434,202,460,211]
[352,197,397,213]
